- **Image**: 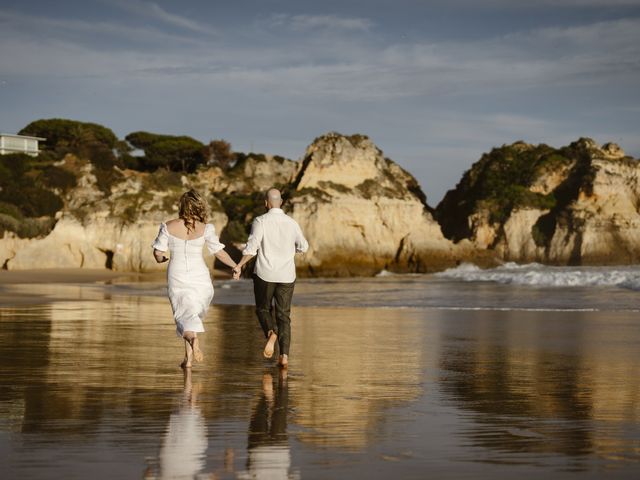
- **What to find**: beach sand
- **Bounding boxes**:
[1,280,639,479]
[0,268,129,284]
[0,268,235,285]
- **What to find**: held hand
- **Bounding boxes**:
[232,264,242,280]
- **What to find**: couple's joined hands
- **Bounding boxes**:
[232,264,242,280]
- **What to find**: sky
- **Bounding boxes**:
[1,0,639,204]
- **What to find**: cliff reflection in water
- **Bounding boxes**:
[438,310,640,464]
[293,306,428,449]
[0,290,426,465]
[2,284,640,478]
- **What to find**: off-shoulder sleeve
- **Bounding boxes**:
[152,223,169,252]
[205,224,225,254]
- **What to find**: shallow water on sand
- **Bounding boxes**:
[1,283,640,479]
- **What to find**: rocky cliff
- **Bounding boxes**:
[1,155,229,271]
[436,138,640,265]
[1,131,473,275]
[20,121,640,274]
[287,133,465,275]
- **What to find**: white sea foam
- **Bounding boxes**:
[375,269,395,277]
[436,262,640,290]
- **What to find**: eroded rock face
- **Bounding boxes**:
[436,138,640,265]
[495,208,547,262]
[224,154,300,193]
[288,133,463,275]
[6,129,640,274]
[0,133,485,275]
[1,155,228,271]
[0,151,297,272]
[546,149,640,264]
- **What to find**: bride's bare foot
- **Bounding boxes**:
[278,354,288,368]
[263,332,277,358]
[181,338,193,368]
[191,337,204,363]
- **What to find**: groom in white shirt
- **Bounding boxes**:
[234,188,309,367]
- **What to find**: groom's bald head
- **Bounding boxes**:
[265,188,283,209]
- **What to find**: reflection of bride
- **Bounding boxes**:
[238,371,300,480]
[157,369,208,480]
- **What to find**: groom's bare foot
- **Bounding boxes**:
[278,354,288,368]
[263,332,277,358]
[181,358,192,369]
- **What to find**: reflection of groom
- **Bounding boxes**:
[250,372,289,447]
[243,372,293,479]
[234,188,308,367]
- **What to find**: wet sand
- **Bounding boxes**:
[0,268,233,285]
[0,268,129,284]
[1,282,640,479]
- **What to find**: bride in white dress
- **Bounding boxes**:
[152,189,237,368]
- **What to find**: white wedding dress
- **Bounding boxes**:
[152,223,225,337]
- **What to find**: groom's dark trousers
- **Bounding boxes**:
[253,274,295,356]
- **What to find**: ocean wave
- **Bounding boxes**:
[375,269,396,277]
[436,262,640,290]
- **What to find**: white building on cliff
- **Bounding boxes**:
[0,133,46,156]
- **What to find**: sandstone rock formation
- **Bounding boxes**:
[436,138,640,265]
[1,133,473,275]
[287,133,463,275]
[223,153,299,193]
[1,155,228,271]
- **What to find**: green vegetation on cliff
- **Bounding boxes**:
[206,140,236,170]
[434,138,626,254]
[2,118,279,241]
[19,119,124,173]
[126,131,206,172]
[435,142,574,241]
[219,192,268,243]
[19,118,125,194]
[0,153,74,238]
[20,118,119,153]
[528,139,601,249]
[3,120,439,262]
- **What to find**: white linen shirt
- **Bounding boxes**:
[242,208,309,283]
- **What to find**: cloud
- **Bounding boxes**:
[512,16,640,50]
[268,13,373,32]
[432,0,640,7]
[2,4,638,206]
[105,0,214,35]
[0,10,202,47]
[0,9,638,103]
[544,0,640,6]
[189,16,640,100]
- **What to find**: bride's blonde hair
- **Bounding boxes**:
[178,189,208,233]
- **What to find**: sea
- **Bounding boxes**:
[1,264,639,479]
[218,262,640,311]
